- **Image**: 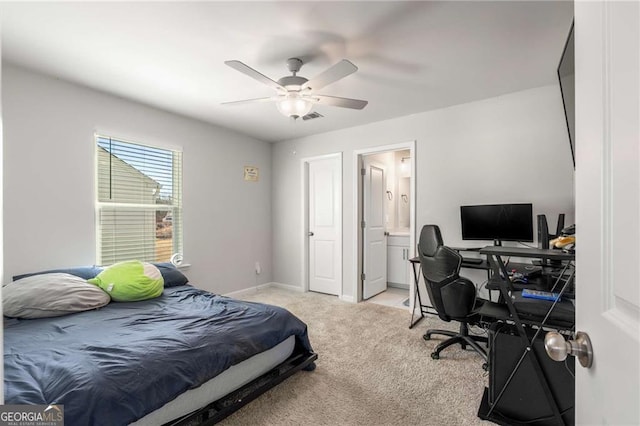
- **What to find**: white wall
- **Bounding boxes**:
[272,85,575,299]
[2,63,272,295]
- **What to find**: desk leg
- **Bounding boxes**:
[409,261,426,329]
[486,265,493,302]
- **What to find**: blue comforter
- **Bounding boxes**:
[4,285,314,425]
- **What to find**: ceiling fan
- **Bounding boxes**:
[222,58,368,119]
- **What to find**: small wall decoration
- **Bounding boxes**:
[244,166,259,182]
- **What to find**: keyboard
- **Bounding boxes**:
[462,257,484,265]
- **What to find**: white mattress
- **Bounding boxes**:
[131,335,296,425]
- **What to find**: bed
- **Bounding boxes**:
[3,265,317,425]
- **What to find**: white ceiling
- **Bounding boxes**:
[0,1,573,143]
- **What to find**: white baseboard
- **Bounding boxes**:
[223,283,272,298]
[223,282,304,298]
[339,294,355,303]
[269,282,304,292]
[388,282,410,290]
[225,282,357,303]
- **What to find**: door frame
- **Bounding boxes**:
[301,152,343,295]
[352,141,416,303]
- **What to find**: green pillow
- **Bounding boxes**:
[88,260,164,302]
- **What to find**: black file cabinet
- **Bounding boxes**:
[486,323,575,425]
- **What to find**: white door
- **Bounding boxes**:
[363,160,387,299]
[574,2,639,423]
[308,156,342,296]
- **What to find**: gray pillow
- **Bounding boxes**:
[3,273,111,319]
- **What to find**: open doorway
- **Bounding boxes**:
[353,141,416,307]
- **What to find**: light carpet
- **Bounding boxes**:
[220,287,493,426]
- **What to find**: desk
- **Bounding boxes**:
[449,246,491,273]
[480,245,575,261]
[480,245,575,328]
[478,245,576,426]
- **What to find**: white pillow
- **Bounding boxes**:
[3,272,111,319]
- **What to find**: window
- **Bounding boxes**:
[95,135,182,265]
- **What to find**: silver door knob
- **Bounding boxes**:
[544,331,593,368]
[308,231,314,236]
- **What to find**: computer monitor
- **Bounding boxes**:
[460,203,534,244]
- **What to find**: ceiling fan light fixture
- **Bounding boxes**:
[223,58,367,118]
[276,93,313,119]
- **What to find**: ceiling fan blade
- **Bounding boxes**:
[302,60,358,91]
[224,60,286,91]
[221,97,275,106]
[313,95,368,110]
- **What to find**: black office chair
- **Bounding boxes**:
[417,225,508,364]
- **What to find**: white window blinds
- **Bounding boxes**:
[96,135,183,265]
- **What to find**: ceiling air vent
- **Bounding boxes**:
[302,112,324,121]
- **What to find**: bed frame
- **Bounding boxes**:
[164,349,317,425]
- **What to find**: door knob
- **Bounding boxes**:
[384,231,389,236]
[308,231,314,236]
[544,331,593,368]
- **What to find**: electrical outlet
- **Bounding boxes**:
[255,262,261,275]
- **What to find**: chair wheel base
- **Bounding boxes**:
[423,334,431,341]
[431,352,440,360]
[482,363,488,371]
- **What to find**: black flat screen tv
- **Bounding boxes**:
[460,203,534,243]
[558,21,575,168]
